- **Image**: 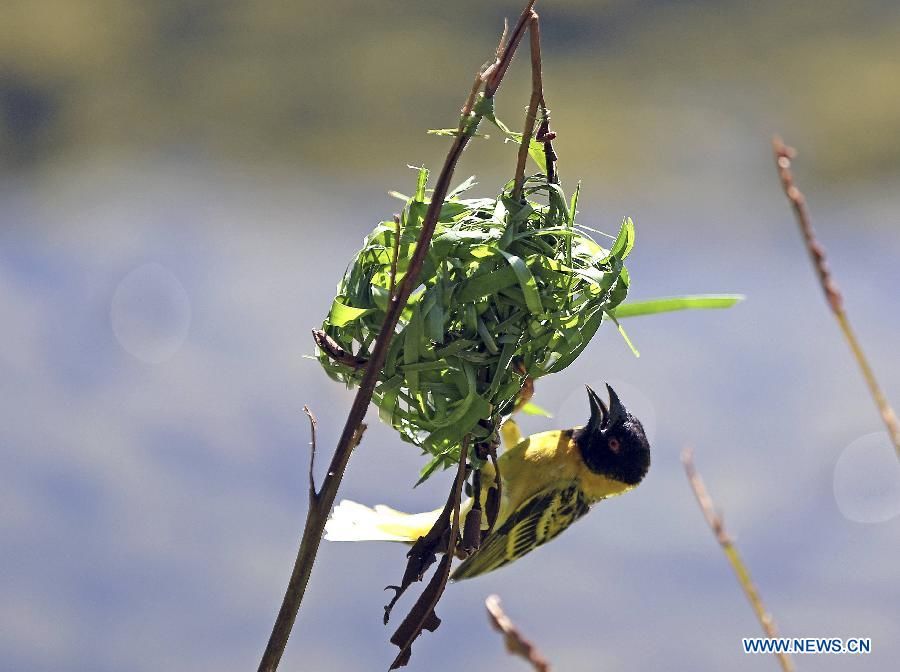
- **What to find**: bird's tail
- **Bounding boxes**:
[324,499,443,543]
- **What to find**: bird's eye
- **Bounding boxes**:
[608,437,621,453]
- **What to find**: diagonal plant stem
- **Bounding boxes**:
[302,406,318,508]
[772,137,900,459]
[312,328,368,369]
[256,4,541,671]
[484,2,538,98]
[486,595,552,672]
[512,11,559,202]
[512,13,542,201]
[682,448,794,672]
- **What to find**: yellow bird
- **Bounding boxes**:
[325,384,651,579]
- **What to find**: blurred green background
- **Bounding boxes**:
[2,2,899,672]
[3,0,900,183]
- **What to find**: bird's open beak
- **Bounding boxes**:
[585,385,609,429]
[606,383,626,427]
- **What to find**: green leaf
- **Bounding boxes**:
[425,392,491,452]
[455,264,519,303]
[519,401,553,418]
[413,166,429,201]
[610,294,744,318]
[481,115,547,173]
[498,250,543,315]
[447,176,479,199]
[429,361,478,429]
[416,453,450,486]
[403,305,424,390]
[608,217,635,260]
[427,128,491,139]
[566,182,580,285]
[609,314,640,358]
[377,376,403,425]
[544,308,605,375]
[525,138,548,174]
[476,318,499,355]
[568,182,581,228]
[328,300,373,327]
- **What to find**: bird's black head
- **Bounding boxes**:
[573,384,651,486]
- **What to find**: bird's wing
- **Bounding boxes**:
[451,483,591,580]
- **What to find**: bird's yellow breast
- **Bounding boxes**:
[492,428,633,524]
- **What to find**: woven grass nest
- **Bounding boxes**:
[317,165,635,481]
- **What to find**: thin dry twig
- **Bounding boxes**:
[682,448,794,672]
[382,441,469,624]
[462,466,483,556]
[484,447,502,537]
[302,406,318,507]
[512,11,541,201]
[772,137,900,459]
[388,448,469,669]
[256,4,544,671]
[312,329,368,370]
[485,595,552,672]
[511,11,559,201]
[485,1,537,98]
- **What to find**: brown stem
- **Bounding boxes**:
[537,108,558,185]
[484,447,502,537]
[513,13,542,201]
[383,452,466,625]
[772,137,900,458]
[682,448,794,672]
[485,2,537,98]
[302,406,318,507]
[256,4,542,671]
[462,467,483,555]
[389,449,468,669]
[485,595,552,672]
[312,329,368,370]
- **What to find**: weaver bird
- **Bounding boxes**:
[325,384,650,579]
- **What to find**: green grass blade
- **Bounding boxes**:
[610,294,745,319]
[498,249,544,315]
[519,401,553,418]
[328,299,373,327]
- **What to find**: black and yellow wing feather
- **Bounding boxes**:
[451,483,591,580]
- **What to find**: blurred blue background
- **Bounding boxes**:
[1,1,899,670]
